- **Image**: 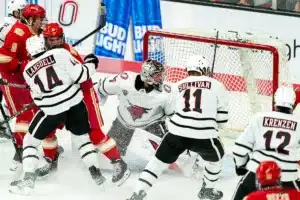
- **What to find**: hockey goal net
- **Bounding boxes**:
[143,29,290,135]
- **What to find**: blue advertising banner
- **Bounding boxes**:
[94,0,162,61]
[94,0,131,59]
[131,0,162,61]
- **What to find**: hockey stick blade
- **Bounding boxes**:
[72,3,106,47]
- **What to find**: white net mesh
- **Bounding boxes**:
[144,29,290,133]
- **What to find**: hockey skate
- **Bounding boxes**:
[89,165,106,185]
[111,158,131,186]
[35,152,59,178]
[198,181,223,200]
[9,172,37,195]
[127,190,147,200]
[10,149,22,172]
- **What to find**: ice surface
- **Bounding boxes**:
[0,73,241,200]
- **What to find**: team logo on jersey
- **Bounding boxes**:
[122,90,128,96]
[127,101,152,121]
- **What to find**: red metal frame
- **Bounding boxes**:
[143,30,279,110]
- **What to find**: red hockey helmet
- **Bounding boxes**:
[22,4,46,20]
[256,161,281,186]
[43,23,64,38]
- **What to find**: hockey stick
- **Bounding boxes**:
[211,31,219,78]
[72,2,106,47]
[0,78,29,89]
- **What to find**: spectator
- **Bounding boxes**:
[277,0,300,12]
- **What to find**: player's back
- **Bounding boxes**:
[23,48,85,115]
[244,188,300,200]
[245,111,300,182]
[167,75,228,139]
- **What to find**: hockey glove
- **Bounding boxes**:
[84,54,99,68]
[234,157,249,176]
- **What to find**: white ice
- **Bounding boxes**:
[0,73,242,200]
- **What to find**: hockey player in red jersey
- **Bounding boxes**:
[41,23,130,186]
[244,161,300,200]
[0,4,50,172]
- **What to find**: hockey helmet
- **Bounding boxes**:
[186,55,211,76]
[256,161,281,187]
[22,4,46,20]
[26,35,46,57]
[43,23,65,49]
[7,0,27,17]
[140,59,165,91]
[274,86,296,109]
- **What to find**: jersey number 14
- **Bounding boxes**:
[34,67,63,92]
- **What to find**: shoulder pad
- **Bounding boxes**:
[14,28,24,36]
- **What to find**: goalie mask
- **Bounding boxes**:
[186,55,212,76]
[140,59,165,92]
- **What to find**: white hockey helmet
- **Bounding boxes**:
[186,55,211,76]
[7,0,28,16]
[26,35,46,57]
[274,86,296,109]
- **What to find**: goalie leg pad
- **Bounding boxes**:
[107,118,134,156]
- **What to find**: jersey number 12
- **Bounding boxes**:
[263,130,291,155]
[183,89,202,113]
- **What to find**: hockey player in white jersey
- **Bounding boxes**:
[9,36,106,195]
[97,59,174,156]
[231,86,300,200]
[0,0,27,46]
[127,55,229,200]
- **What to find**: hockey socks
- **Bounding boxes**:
[42,135,58,160]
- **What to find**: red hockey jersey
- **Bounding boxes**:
[244,188,300,200]
[0,21,35,72]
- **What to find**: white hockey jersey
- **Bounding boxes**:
[0,17,16,46]
[167,75,229,139]
[23,48,95,115]
[97,71,174,129]
[233,111,300,182]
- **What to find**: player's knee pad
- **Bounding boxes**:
[72,134,98,167]
[23,133,41,172]
[89,129,105,146]
[203,161,223,187]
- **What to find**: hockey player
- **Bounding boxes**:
[0,0,28,140]
[232,86,300,200]
[244,161,300,200]
[40,23,130,185]
[0,3,51,172]
[0,0,27,46]
[127,55,228,200]
[97,59,174,156]
[9,35,106,195]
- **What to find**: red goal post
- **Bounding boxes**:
[143,29,290,133]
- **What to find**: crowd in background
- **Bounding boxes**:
[191,0,300,12]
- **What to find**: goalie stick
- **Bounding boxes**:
[211,30,219,78]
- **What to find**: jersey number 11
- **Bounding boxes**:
[183,89,202,113]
